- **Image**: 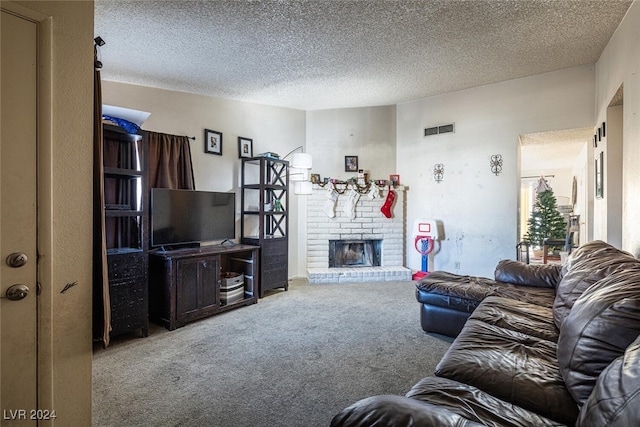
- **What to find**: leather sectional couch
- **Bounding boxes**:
[331,240,640,426]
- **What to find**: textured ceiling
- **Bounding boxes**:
[520,128,592,172]
[94,0,632,111]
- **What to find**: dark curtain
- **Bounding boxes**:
[93,47,111,348]
[147,131,195,189]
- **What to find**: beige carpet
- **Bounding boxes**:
[92,278,452,427]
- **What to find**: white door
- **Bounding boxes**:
[1,9,38,423]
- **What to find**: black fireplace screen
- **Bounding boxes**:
[329,239,382,268]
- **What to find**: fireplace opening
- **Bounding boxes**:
[329,239,382,268]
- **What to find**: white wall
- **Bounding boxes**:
[595,1,640,255]
[305,106,397,181]
[396,65,595,277]
[102,82,307,276]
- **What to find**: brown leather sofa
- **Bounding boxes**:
[331,241,640,426]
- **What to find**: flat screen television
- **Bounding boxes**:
[150,188,236,247]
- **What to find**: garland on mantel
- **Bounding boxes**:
[315,179,397,194]
[320,179,399,219]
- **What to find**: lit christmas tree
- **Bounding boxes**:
[525,178,567,248]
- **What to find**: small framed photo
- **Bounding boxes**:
[310,173,321,184]
[204,129,223,155]
[238,137,253,158]
[345,155,358,172]
[389,174,400,186]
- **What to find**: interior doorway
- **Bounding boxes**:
[518,128,592,257]
[596,85,623,247]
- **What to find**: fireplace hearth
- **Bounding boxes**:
[329,239,382,268]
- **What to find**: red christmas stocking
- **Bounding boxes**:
[380,188,396,218]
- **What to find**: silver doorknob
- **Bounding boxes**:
[5,284,29,301]
[6,252,28,268]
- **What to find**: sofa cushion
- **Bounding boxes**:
[407,376,565,427]
[552,240,638,328]
[330,394,484,427]
[417,271,556,310]
[576,334,640,427]
[557,266,640,405]
[469,296,559,342]
[416,272,500,311]
[494,259,561,288]
[434,318,578,425]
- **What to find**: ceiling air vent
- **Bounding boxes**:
[424,123,455,137]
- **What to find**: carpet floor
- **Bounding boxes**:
[92,279,452,427]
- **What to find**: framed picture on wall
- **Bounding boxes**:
[595,151,604,199]
[238,137,253,158]
[345,155,358,172]
[204,129,222,155]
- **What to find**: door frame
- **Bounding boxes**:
[517,129,590,252]
[2,2,94,423]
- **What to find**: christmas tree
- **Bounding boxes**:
[525,189,567,248]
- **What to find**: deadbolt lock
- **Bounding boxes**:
[6,252,28,268]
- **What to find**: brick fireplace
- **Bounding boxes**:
[306,185,411,283]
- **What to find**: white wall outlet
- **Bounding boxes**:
[454,261,460,270]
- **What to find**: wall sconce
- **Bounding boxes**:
[282,146,313,194]
[433,163,444,183]
[490,154,503,176]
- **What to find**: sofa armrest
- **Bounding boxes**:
[330,395,483,427]
[494,259,561,288]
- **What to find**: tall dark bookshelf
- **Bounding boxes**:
[240,157,289,297]
[98,125,149,338]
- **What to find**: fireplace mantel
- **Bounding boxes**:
[306,185,411,283]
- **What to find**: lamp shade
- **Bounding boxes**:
[294,181,313,195]
[291,152,312,169]
[289,168,309,182]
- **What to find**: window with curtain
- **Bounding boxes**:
[147,131,195,190]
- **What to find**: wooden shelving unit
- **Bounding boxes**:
[240,157,289,297]
[100,125,149,338]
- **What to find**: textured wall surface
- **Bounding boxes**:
[397,65,595,277]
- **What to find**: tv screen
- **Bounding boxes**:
[150,188,236,247]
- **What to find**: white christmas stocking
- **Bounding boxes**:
[323,183,339,218]
[343,189,361,220]
[368,184,381,200]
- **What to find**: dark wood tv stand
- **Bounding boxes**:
[148,244,259,330]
